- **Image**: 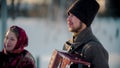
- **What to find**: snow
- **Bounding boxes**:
[0,17,120,68]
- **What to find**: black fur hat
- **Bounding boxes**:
[67,0,100,27]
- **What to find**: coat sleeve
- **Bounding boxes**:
[19,53,36,68]
[84,43,109,68]
[0,52,4,67]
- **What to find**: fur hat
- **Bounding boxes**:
[67,0,100,27]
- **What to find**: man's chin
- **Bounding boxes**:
[69,29,75,32]
[69,29,79,33]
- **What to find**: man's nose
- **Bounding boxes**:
[67,16,71,21]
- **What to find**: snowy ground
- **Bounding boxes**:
[0,17,120,68]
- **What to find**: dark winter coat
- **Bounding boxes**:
[0,50,35,68]
[63,27,109,68]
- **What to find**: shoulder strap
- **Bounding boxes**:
[80,44,91,58]
[74,40,93,58]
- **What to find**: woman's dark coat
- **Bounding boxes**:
[0,50,35,68]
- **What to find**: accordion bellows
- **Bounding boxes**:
[48,49,90,68]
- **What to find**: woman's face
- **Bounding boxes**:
[4,30,18,51]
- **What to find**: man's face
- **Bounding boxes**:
[67,13,82,32]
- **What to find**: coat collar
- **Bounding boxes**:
[73,27,94,46]
[74,27,93,42]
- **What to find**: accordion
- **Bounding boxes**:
[48,49,90,68]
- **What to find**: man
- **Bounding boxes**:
[63,0,109,68]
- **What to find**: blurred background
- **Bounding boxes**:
[0,0,120,68]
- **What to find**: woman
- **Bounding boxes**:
[0,25,35,68]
